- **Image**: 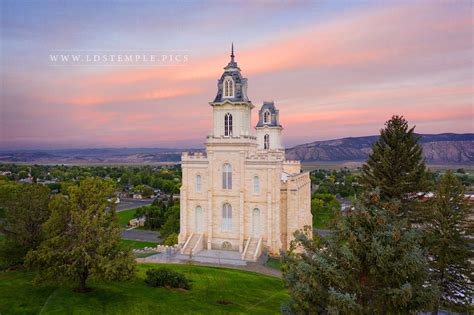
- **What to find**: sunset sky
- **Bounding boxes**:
[1,0,472,149]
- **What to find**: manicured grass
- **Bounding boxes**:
[313,210,335,229]
[117,208,138,226]
[120,239,158,249]
[265,257,282,270]
[0,264,288,314]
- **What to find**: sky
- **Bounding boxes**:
[0,0,472,149]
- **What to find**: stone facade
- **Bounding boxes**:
[179,47,312,256]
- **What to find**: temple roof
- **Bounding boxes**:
[256,101,282,128]
[212,44,250,103]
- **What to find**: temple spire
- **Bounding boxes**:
[230,42,235,62]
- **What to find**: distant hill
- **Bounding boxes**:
[0,133,472,165]
[0,148,198,164]
[285,133,474,164]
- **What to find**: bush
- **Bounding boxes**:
[163,233,178,246]
[145,267,190,290]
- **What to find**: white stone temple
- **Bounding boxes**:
[179,45,312,261]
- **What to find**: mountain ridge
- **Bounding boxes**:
[0,133,472,165]
[285,133,474,164]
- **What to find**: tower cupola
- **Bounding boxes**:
[212,44,250,104]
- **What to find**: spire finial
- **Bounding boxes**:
[231,42,235,62]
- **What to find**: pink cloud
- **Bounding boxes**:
[2,2,472,148]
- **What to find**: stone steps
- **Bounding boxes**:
[243,237,259,261]
[182,233,201,255]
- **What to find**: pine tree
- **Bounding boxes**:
[425,171,473,313]
[26,177,136,292]
[282,191,435,314]
[360,115,429,221]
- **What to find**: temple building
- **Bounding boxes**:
[179,46,312,261]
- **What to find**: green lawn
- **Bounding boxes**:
[0,264,288,314]
[265,257,282,270]
[120,239,158,249]
[117,208,138,226]
[313,210,335,229]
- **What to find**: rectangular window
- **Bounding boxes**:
[195,175,202,192]
[222,203,232,231]
[223,164,232,189]
[253,176,260,193]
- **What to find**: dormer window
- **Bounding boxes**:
[263,110,271,124]
[223,77,234,98]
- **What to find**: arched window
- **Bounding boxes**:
[224,113,233,137]
[263,110,271,124]
[222,163,232,189]
[195,175,202,192]
[223,78,234,98]
[222,203,232,231]
[253,175,260,193]
[264,134,270,150]
[195,206,203,232]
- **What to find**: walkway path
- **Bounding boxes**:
[122,229,162,242]
[117,198,153,212]
[137,250,282,278]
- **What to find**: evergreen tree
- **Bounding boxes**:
[26,177,136,292]
[282,191,435,314]
[425,171,473,313]
[0,182,50,268]
[360,115,429,221]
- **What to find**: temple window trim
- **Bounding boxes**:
[263,110,271,124]
[222,163,232,189]
[253,175,260,193]
[195,174,202,192]
[224,113,233,137]
[223,77,234,98]
[264,134,270,150]
[222,202,232,231]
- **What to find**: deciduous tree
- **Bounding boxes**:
[26,177,135,292]
[0,182,50,267]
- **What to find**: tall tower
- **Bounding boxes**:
[208,44,254,140]
[255,101,284,151]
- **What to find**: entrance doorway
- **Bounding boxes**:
[195,206,204,232]
[252,208,260,236]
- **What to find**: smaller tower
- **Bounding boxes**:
[255,101,283,150]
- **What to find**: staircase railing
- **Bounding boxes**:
[180,232,194,254]
[253,237,263,262]
[241,237,251,260]
[191,233,204,256]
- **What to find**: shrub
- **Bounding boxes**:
[145,267,190,290]
[163,233,178,246]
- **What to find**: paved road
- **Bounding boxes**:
[116,198,153,212]
[121,228,162,243]
[314,228,334,236]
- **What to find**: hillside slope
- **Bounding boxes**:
[285,133,474,164]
